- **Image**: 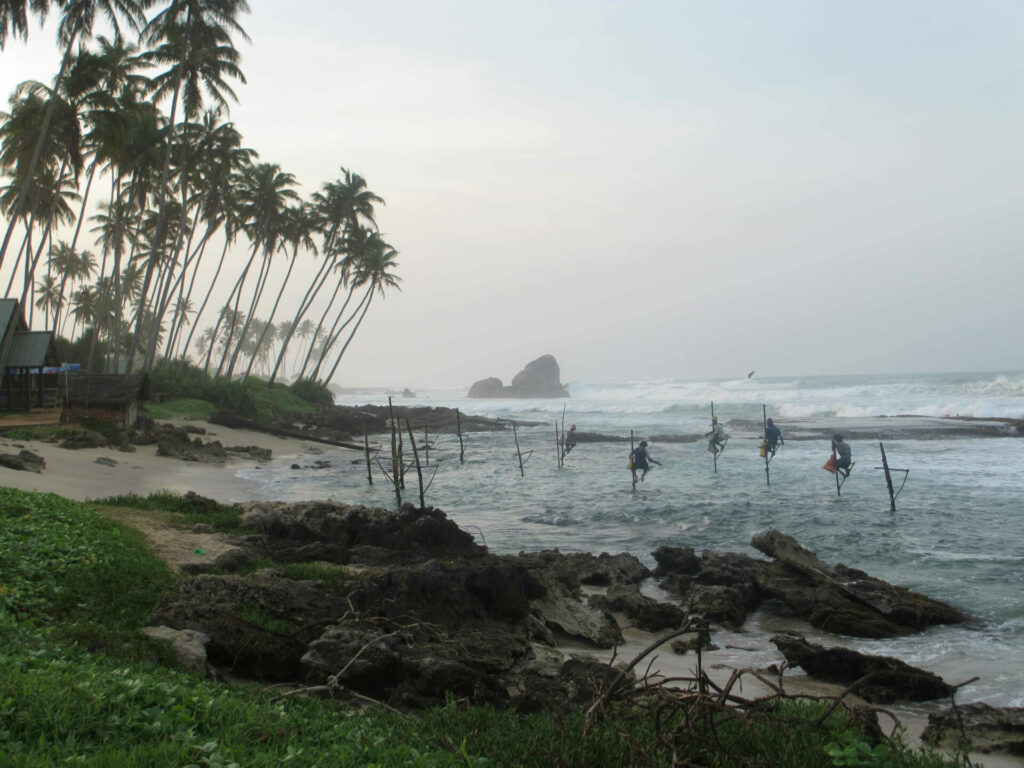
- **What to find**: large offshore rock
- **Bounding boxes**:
[771,633,954,703]
[922,702,1024,755]
[752,530,968,638]
[468,354,568,398]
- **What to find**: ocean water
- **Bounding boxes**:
[237,371,1024,708]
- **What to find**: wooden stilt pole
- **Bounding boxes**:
[555,421,562,468]
[407,420,426,508]
[387,397,401,508]
[513,424,525,477]
[711,402,718,474]
[456,408,465,463]
[831,437,842,497]
[762,404,770,486]
[363,430,373,486]
[424,424,429,466]
[630,429,636,490]
[397,420,405,490]
[880,442,896,512]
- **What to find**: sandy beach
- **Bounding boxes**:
[0,419,327,503]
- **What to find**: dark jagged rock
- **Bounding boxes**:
[155,425,227,463]
[588,584,685,632]
[922,702,1024,755]
[653,548,762,627]
[226,445,272,461]
[239,501,483,565]
[529,569,621,648]
[59,429,110,450]
[0,449,45,473]
[652,545,702,577]
[753,530,968,638]
[771,633,954,703]
[513,550,650,589]
[469,355,568,398]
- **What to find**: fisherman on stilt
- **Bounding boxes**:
[629,440,661,487]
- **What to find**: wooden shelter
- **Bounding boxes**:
[63,372,151,429]
[0,299,59,410]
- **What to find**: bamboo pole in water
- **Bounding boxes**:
[762,404,770,487]
[711,402,718,474]
[456,408,465,463]
[407,420,426,508]
[880,442,896,512]
[513,423,525,477]
[363,430,373,486]
[387,397,401,508]
[554,421,562,468]
[424,424,429,466]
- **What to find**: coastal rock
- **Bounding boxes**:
[468,355,568,398]
[922,702,1024,755]
[0,449,45,473]
[155,428,227,463]
[513,550,650,589]
[752,530,968,638]
[587,584,685,632]
[226,445,272,461]
[653,548,763,627]
[59,429,110,450]
[142,625,211,674]
[652,546,702,577]
[239,501,483,564]
[530,571,621,648]
[771,633,954,703]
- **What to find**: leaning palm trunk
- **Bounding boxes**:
[212,240,260,376]
[265,250,335,386]
[307,285,364,382]
[185,232,231,364]
[126,73,182,370]
[321,286,375,385]
[225,247,273,379]
[295,281,342,381]
[242,244,298,380]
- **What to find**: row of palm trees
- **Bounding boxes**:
[0,0,401,386]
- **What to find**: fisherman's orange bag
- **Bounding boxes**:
[823,456,836,473]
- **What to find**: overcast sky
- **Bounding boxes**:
[3,1,1024,387]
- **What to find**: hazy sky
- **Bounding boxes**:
[3,1,1024,387]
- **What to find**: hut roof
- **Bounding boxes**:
[65,373,150,408]
[6,331,58,368]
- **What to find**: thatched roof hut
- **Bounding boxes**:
[64,373,150,428]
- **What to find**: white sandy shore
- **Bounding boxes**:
[1,418,1020,767]
[0,419,333,503]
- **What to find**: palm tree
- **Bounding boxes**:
[252,202,315,383]
[220,160,296,379]
[0,0,50,48]
[130,0,250,371]
[0,0,148,267]
[320,232,400,385]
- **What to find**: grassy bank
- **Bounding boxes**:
[0,488,969,767]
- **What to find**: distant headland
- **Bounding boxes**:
[468,354,568,398]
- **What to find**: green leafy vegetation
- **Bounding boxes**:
[0,424,76,441]
[145,397,218,420]
[289,378,335,407]
[150,360,258,417]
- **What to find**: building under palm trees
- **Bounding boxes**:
[0,297,58,410]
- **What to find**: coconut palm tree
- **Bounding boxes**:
[219,160,296,379]
[320,232,400,385]
[0,0,148,267]
[130,0,250,371]
[0,0,50,48]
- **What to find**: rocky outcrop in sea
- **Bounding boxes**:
[469,355,568,398]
